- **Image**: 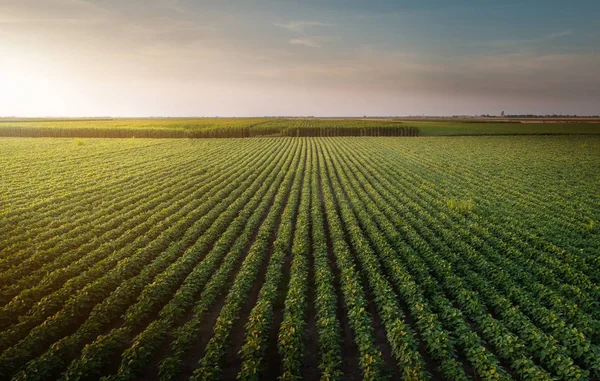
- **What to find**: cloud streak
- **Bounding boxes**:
[289,38,322,48]
[274,20,336,33]
[468,30,574,49]
[545,30,573,39]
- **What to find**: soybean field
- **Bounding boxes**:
[1,136,599,381]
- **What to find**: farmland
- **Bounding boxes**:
[0,119,418,138]
[1,117,600,138]
[1,135,599,381]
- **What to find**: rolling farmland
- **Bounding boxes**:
[1,136,599,381]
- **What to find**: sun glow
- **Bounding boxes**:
[0,52,72,116]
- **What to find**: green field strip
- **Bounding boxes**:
[374,137,588,232]
[0,139,167,175]
[189,140,304,381]
[276,140,313,381]
[348,138,600,312]
[355,139,600,320]
[0,140,178,209]
[320,140,430,381]
[325,140,471,381]
[0,138,264,266]
[0,141,214,219]
[0,138,279,322]
[0,143,202,224]
[0,149,197,246]
[382,137,599,248]
[0,149,221,273]
[236,139,307,381]
[343,161,553,380]
[344,137,595,378]
[0,136,597,380]
[374,137,600,275]
[154,141,297,381]
[0,139,269,286]
[337,139,589,379]
[103,139,301,381]
[0,119,420,138]
[0,140,288,377]
[29,140,299,381]
[0,162,221,311]
[0,140,278,318]
[331,140,545,372]
[0,140,173,191]
[0,140,222,233]
[304,138,344,381]
[315,142,388,381]
[330,139,512,380]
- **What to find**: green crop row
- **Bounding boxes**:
[1,136,598,381]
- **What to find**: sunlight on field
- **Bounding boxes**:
[1,136,598,380]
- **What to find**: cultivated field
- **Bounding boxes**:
[1,136,599,381]
[0,119,418,138]
[1,118,599,138]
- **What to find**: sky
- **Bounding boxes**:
[1,0,599,117]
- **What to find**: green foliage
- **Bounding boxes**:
[410,120,600,136]
[3,117,600,138]
[0,118,418,138]
[447,198,474,214]
[0,136,598,381]
[584,219,597,232]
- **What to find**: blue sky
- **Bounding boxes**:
[1,0,599,116]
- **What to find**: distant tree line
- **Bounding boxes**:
[505,114,600,118]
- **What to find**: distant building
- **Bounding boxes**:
[501,111,505,118]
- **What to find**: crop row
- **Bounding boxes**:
[1,136,598,381]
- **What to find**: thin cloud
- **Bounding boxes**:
[126,20,216,44]
[289,38,321,48]
[0,0,109,24]
[274,20,336,33]
[468,29,574,48]
[545,30,573,39]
